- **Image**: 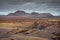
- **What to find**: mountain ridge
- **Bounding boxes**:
[7,10,54,18]
[0,10,60,19]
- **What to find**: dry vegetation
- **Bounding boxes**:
[0,18,60,28]
[0,18,60,40]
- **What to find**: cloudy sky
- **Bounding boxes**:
[0,0,60,16]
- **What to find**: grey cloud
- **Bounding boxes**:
[0,0,60,15]
[0,0,60,5]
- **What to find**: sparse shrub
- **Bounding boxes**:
[30,21,46,30]
[38,25,46,30]
[10,38,15,40]
[52,32,60,40]
[31,21,38,28]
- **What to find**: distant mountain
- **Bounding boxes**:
[7,11,30,16]
[38,13,54,18]
[0,10,60,20]
[7,11,54,19]
[54,16,60,18]
[31,12,39,15]
[7,10,54,18]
